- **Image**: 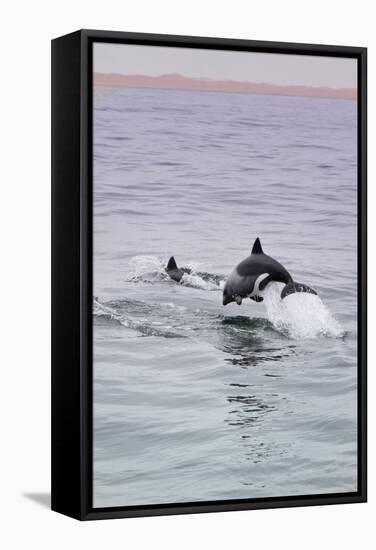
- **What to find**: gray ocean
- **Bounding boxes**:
[93,86,357,507]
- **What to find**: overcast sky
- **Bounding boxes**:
[93,43,357,89]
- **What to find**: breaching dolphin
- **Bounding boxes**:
[165,256,185,282]
[222,238,317,306]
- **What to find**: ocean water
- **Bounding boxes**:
[93,86,358,507]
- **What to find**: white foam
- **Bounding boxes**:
[263,283,344,340]
[180,272,220,291]
[126,255,166,280]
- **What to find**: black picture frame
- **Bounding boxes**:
[51,29,367,520]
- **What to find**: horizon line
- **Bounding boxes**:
[93,72,357,100]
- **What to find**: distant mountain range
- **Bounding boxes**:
[94,72,356,100]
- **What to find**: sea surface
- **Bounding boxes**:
[93,86,358,507]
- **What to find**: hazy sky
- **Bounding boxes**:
[94,43,357,89]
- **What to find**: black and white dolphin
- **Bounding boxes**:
[222,238,317,306]
[165,256,185,282]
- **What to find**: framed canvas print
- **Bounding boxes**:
[51,29,367,520]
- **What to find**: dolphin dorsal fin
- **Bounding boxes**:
[167,256,178,270]
[251,238,263,254]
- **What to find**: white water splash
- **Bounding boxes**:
[126,255,168,281]
[263,283,344,339]
[180,272,224,291]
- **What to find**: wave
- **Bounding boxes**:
[93,298,186,338]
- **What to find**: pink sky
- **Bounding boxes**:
[94,72,356,100]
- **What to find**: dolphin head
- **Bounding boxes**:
[223,279,243,305]
[223,283,235,305]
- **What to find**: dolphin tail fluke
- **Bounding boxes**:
[166,256,178,271]
[281,280,317,299]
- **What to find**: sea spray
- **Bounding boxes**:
[180,272,224,291]
[263,283,344,339]
[127,255,169,282]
